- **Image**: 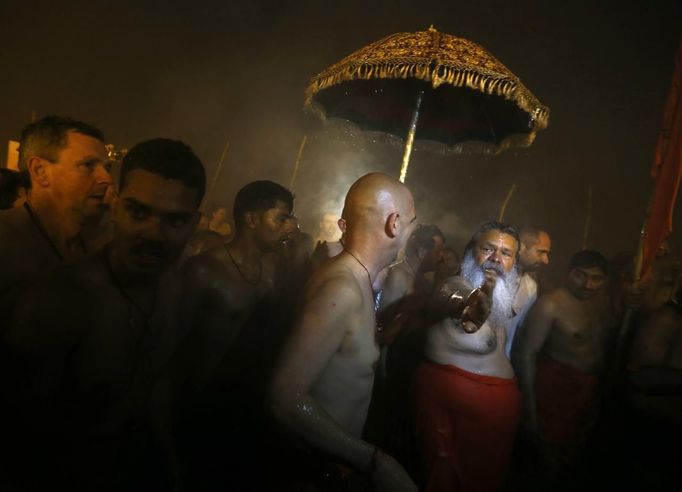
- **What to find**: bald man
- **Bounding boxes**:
[270,173,418,491]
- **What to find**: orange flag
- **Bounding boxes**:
[641,41,682,279]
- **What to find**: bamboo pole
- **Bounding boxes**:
[289,135,308,190]
[581,185,593,250]
[203,140,230,212]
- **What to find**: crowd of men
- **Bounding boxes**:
[0,115,679,491]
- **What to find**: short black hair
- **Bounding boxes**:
[569,249,609,274]
[119,138,206,205]
[405,224,445,257]
[233,180,294,230]
[18,115,105,186]
[464,221,520,256]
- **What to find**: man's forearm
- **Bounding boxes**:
[271,394,374,471]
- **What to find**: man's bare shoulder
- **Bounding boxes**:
[526,289,569,323]
[305,257,364,308]
[537,287,573,307]
[181,245,231,287]
[386,262,413,285]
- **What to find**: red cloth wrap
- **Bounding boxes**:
[535,356,598,445]
[414,362,521,492]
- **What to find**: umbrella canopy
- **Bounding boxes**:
[304,27,549,158]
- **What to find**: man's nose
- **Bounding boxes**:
[488,251,501,263]
[140,216,166,239]
[96,163,113,184]
[541,254,549,265]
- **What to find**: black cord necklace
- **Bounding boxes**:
[24,202,87,261]
[225,244,262,285]
[345,249,373,292]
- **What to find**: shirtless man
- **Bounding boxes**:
[177,180,294,394]
[314,210,342,245]
[1,138,205,491]
[378,224,445,337]
[415,222,521,492]
[0,115,112,314]
[368,225,445,459]
[433,247,460,285]
[310,215,346,270]
[513,249,611,477]
[622,286,682,487]
[175,180,295,489]
[270,172,418,491]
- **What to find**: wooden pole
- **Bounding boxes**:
[289,135,307,190]
[203,140,230,212]
[581,185,593,250]
[498,184,517,222]
[398,90,425,183]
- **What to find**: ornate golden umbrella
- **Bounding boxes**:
[304,26,549,182]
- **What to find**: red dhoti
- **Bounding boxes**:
[414,362,521,492]
[535,356,599,445]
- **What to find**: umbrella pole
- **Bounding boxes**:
[398,90,425,183]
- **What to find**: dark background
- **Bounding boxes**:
[1,0,680,284]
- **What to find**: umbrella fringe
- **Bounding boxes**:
[304,60,549,131]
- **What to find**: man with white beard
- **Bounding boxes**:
[414,222,522,492]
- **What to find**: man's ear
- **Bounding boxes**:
[244,211,258,229]
[385,211,399,238]
[26,156,50,188]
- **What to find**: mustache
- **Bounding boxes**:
[131,242,170,259]
[480,260,505,276]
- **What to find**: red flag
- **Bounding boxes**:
[641,41,682,279]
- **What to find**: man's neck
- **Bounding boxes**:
[27,194,85,255]
[227,231,265,265]
[343,236,384,281]
[106,245,159,290]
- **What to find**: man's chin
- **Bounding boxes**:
[128,255,170,275]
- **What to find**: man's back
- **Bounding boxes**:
[305,253,379,436]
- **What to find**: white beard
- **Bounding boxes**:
[460,250,519,329]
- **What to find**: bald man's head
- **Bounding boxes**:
[342,173,416,259]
